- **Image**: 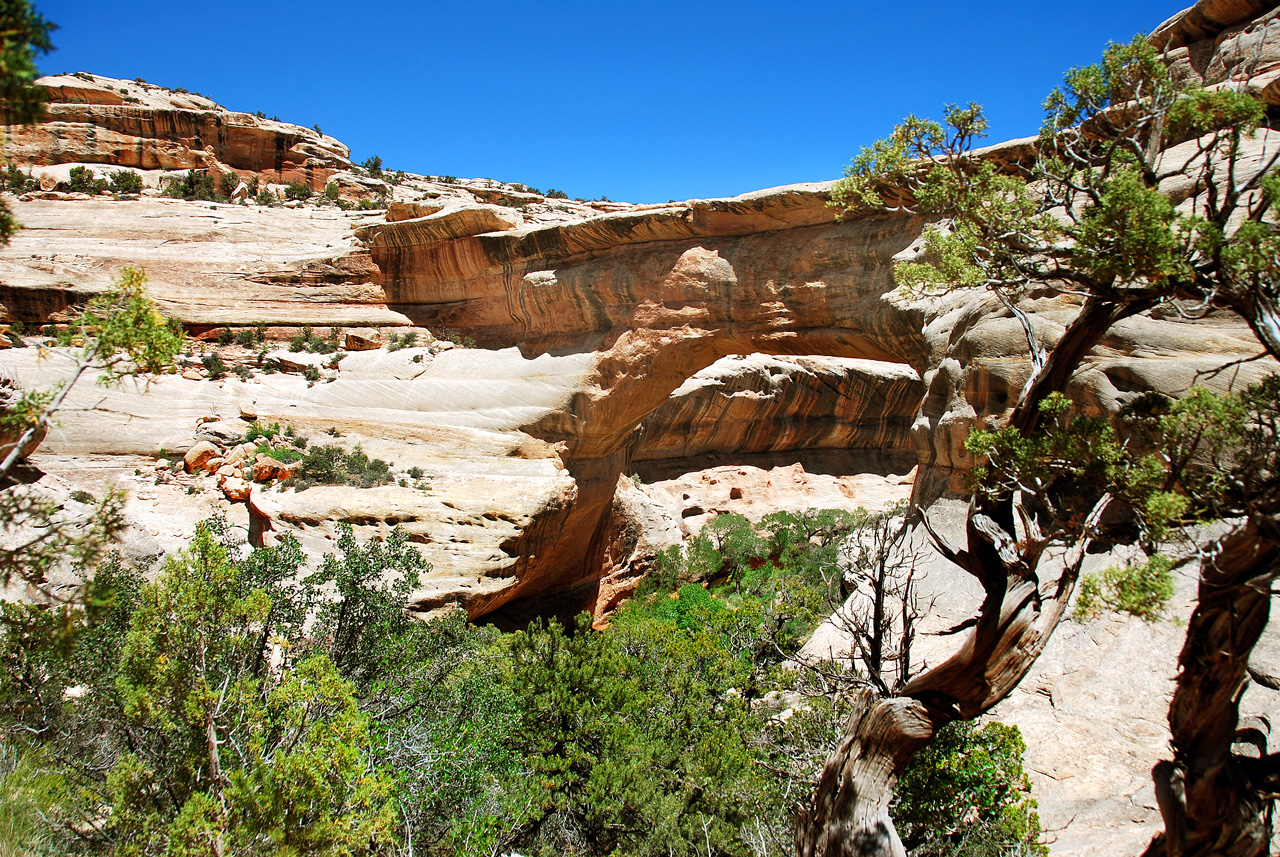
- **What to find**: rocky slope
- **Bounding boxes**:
[3,1,1278,616]
[8,73,353,189]
[2,1,1280,852]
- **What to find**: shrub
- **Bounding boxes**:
[894,719,1047,856]
[323,181,340,202]
[254,187,276,206]
[216,328,234,345]
[287,444,393,490]
[244,420,281,443]
[387,331,416,351]
[66,165,98,193]
[361,155,383,177]
[163,169,220,201]
[233,328,257,347]
[108,170,143,194]
[288,325,313,352]
[1073,554,1174,622]
[284,181,313,201]
[288,325,338,354]
[301,364,320,383]
[201,352,227,380]
[254,443,301,463]
[546,188,568,199]
[1,164,36,193]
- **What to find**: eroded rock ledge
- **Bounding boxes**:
[0,0,1277,623]
[6,73,353,188]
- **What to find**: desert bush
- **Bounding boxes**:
[201,352,227,379]
[387,331,416,351]
[894,720,1046,856]
[1073,555,1174,622]
[287,443,393,490]
[108,170,143,194]
[64,165,107,194]
[244,420,281,443]
[0,164,36,193]
[284,181,313,201]
[288,325,339,354]
[163,169,220,201]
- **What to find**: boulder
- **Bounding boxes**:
[220,476,250,502]
[267,351,327,372]
[195,419,245,448]
[184,440,220,474]
[344,328,382,351]
[251,454,298,483]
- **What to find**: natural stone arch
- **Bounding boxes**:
[361,191,936,620]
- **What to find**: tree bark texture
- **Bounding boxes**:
[1143,519,1280,857]
[796,691,946,857]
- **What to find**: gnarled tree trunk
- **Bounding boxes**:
[1143,518,1280,857]
[795,492,1103,855]
[796,291,1139,856]
[797,693,946,857]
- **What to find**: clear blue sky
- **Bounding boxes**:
[38,0,1185,203]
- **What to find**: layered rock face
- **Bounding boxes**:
[635,354,922,462]
[2,2,1280,852]
[4,74,353,188]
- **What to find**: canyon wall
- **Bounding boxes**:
[4,74,353,188]
[1,0,1278,618]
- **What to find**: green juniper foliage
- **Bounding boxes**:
[895,720,1045,857]
[2,267,181,589]
[0,0,54,240]
[108,170,143,195]
[0,512,1045,857]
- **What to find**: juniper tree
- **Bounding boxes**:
[798,35,1280,857]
